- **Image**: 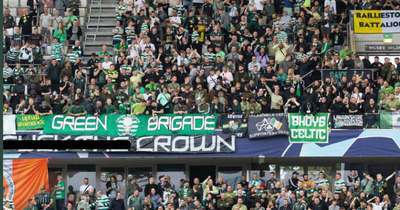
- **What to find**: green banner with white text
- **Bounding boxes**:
[380,111,400,129]
[17,115,45,130]
[43,114,218,137]
[288,113,330,143]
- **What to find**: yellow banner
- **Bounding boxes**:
[353,10,400,34]
[354,10,382,33]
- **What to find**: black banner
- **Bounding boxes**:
[248,113,289,139]
[322,69,373,83]
[222,114,248,138]
[365,45,400,51]
[3,134,235,153]
[364,113,380,129]
[331,114,364,129]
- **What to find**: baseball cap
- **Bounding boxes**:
[128,174,137,181]
[40,186,46,190]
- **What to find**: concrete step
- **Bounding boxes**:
[85,28,116,33]
[88,4,117,13]
[89,4,116,8]
[86,21,117,31]
[84,40,113,47]
[87,15,118,22]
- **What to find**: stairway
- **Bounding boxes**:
[83,0,119,60]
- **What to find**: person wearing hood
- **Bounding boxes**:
[347,170,360,188]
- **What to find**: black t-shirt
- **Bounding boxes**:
[41,85,52,94]
[30,33,42,46]
[158,3,170,17]
[152,103,164,112]
[349,103,359,113]
[38,106,51,113]
[60,81,71,95]
[202,3,213,17]
[287,101,300,113]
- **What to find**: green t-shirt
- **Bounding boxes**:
[215,51,226,60]
[69,106,86,114]
[119,103,131,114]
[24,205,39,210]
[307,188,317,195]
[70,0,81,10]
[104,104,117,114]
[132,103,146,114]
[56,181,65,199]
[65,16,78,29]
[115,42,128,57]
[98,51,111,62]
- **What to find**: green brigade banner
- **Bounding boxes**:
[222,114,248,138]
[380,111,400,129]
[354,10,400,33]
[43,114,218,136]
[288,113,330,143]
[17,115,45,130]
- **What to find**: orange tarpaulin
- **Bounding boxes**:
[3,159,49,210]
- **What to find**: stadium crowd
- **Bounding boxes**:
[3,0,400,123]
[4,171,400,210]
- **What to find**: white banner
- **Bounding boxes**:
[3,115,16,134]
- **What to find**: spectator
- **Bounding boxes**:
[67,20,82,45]
[385,93,400,111]
[3,101,13,115]
[35,101,53,115]
[68,101,87,116]
[53,22,67,44]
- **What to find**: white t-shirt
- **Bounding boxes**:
[79,184,94,194]
[170,16,181,28]
[40,14,52,28]
[135,0,144,13]
[124,0,134,11]
[102,61,113,70]
[254,0,265,11]
[372,202,384,210]
[207,75,218,91]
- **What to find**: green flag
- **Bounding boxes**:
[296,83,301,97]
[288,113,330,143]
[380,110,400,129]
[302,0,311,8]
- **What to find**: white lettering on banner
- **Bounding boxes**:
[136,136,153,152]
[291,129,326,139]
[227,114,242,118]
[75,117,85,130]
[147,116,215,131]
[135,135,235,152]
[172,137,189,151]
[52,115,64,129]
[217,135,236,152]
[171,116,181,130]
[85,117,96,130]
[51,115,108,131]
[333,115,363,127]
[155,136,171,152]
[291,116,326,127]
